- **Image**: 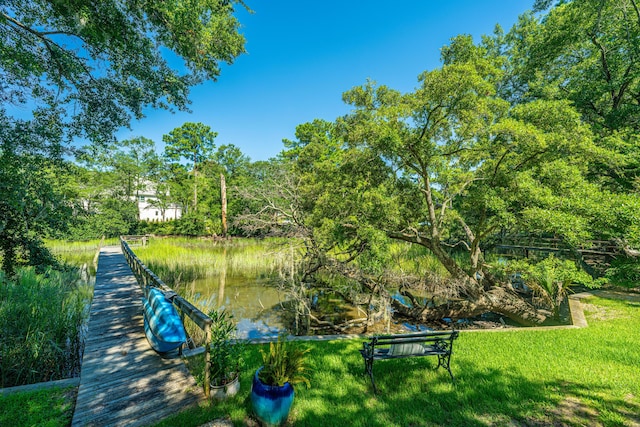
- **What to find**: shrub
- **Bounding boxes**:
[605,257,640,288]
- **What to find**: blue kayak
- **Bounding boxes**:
[142,287,187,353]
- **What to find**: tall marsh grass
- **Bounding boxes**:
[134,237,296,287]
[0,268,92,387]
[46,238,116,278]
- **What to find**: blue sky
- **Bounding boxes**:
[118,1,534,161]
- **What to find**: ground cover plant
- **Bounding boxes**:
[155,293,640,427]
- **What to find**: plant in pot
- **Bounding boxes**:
[208,310,244,400]
[251,335,310,426]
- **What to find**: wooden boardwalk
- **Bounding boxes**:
[72,246,204,427]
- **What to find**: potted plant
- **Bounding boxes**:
[250,335,310,426]
[208,310,244,400]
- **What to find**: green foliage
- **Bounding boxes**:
[163,122,218,214]
[330,54,609,286]
[68,197,140,239]
[605,257,640,288]
[208,310,244,386]
[163,122,218,171]
[501,255,602,317]
[504,0,640,192]
[109,137,161,199]
[171,213,208,237]
[258,335,311,388]
[0,144,68,275]
[0,0,246,144]
[0,268,92,387]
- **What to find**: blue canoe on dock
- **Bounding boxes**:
[142,287,187,353]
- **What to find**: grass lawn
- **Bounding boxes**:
[1,293,638,426]
[156,293,640,427]
[0,387,76,427]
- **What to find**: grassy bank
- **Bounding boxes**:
[157,293,640,427]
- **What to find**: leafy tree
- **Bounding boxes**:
[0,1,247,272]
[111,137,160,200]
[1,0,246,145]
[0,133,68,275]
[210,144,251,236]
[503,0,640,191]
[163,122,218,214]
[215,144,251,178]
[281,62,614,325]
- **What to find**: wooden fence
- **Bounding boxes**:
[120,236,214,397]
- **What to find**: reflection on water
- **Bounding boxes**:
[185,274,287,339]
[139,238,366,339]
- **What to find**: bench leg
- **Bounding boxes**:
[364,358,378,394]
[437,353,455,382]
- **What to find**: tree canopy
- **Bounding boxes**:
[0,0,246,146]
[0,1,247,274]
[248,0,640,326]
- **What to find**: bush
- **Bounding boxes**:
[501,255,603,318]
[605,257,640,288]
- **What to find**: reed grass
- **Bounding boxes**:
[133,237,296,287]
[0,268,92,387]
[46,238,115,279]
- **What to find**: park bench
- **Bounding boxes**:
[359,329,459,393]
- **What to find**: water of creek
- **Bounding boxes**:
[183,273,287,339]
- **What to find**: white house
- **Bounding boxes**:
[135,182,182,222]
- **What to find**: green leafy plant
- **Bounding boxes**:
[258,335,311,388]
[208,310,244,386]
[605,257,640,288]
[504,255,599,318]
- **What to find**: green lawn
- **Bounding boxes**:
[2,294,638,426]
[157,294,640,427]
[0,387,76,427]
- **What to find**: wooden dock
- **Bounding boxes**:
[72,246,204,427]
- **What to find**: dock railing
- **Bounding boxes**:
[121,234,149,247]
[120,236,213,397]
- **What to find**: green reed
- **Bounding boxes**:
[0,268,92,387]
[46,238,117,279]
[133,237,296,288]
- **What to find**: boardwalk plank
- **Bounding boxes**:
[72,246,204,427]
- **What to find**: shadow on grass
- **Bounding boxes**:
[288,339,640,427]
[155,294,640,427]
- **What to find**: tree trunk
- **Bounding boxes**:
[323,256,548,326]
[220,173,227,238]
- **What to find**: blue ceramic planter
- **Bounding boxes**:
[250,367,294,426]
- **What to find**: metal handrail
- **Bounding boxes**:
[120,236,213,398]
